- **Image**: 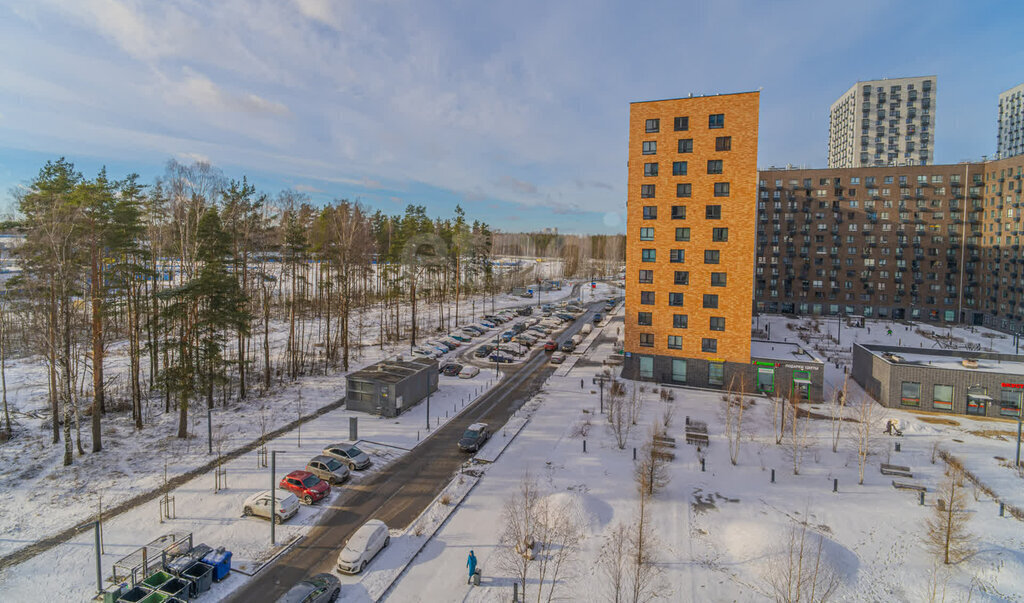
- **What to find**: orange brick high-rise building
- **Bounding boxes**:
[623,92,775,390]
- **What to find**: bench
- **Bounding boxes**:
[892,480,926,492]
[654,436,676,449]
[880,463,912,478]
[652,449,675,461]
[685,432,709,446]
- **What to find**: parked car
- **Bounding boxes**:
[280,470,330,505]
[458,422,491,452]
[571,334,583,346]
[412,347,441,359]
[462,326,484,336]
[337,519,390,574]
[593,313,603,323]
[560,341,575,353]
[322,442,372,471]
[543,340,557,352]
[605,301,615,312]
[479,320,496,328]
[425,341,451,354]
[440,336,461,348]
[306,455,351,485]
[580,323,593,335]
[489,352,515,363]
[458,365,481,379]
[243,490,299,524]
[448,332,472,342]
[500,331,516,342]
[550,351,567,364]
[555,313,574,322]
[276,573,340,603]
[441,363,463,377]
[474,345,495,358]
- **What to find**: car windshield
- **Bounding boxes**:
[346,446,363,457]
[326,458,343,471]
[302,475,321,488]
[462,429,479,439]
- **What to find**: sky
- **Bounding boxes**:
[1,0,1023,235]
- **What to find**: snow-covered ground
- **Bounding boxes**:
[383,311,1024,602]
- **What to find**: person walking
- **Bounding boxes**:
[467,550,477,584]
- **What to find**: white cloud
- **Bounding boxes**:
[293,0,343,28]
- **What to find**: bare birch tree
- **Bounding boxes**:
[829,378,849,453]
[608,380,630,450]
[763,516,842,603]
[634,425,671,496]
[849,399,883,485]
[925,467,973,565]
[724,377,748,465]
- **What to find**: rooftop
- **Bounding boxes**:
[859,344,1024,376]
[630,90,760,105]
[751,340,823,364]
[348,357,436,384]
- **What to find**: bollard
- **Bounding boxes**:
[417,431,420,442]
[700,458,705,472]
[771,469,775,483]
[1000,502,1005,517]
[685,416,690,426]
[583,439,587,453]
[633,447,637,461]
[895,442,901,452]
[919,491,925,506]
[833,478,838,493]
[513,582,518,602]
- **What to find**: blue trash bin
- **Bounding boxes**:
[201,548,232,582]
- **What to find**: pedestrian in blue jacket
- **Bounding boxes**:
[467,550,477,584]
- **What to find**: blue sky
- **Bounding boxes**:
[1,1,1022,234]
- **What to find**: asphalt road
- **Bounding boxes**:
[226,297,602,602]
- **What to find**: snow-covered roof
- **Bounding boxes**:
[750,340,823,364]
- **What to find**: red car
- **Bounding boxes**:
[543,340,557,352]
[279,470,330,504]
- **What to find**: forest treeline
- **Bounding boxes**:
[0,158,620,465]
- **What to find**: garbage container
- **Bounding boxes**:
[157,577,190,600]
[141,571,173,592]
[104,583,128,603]
[117,585,151,603]
[201,548,232,582]
[138,592,169,603]
[183,561,213,595]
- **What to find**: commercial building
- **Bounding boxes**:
[345,357,438,417]
[853,343,1024,418]
[997,83,1024,160]
[828,76,936,169]
[751,340,825,401]
[623,91,761,390]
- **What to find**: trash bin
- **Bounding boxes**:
[201,548,232,582]
[183,561,213,595]
[157,577,190,599]
[141,571,173,592]
[104,583,128,603]
[138,592,169,603]
[117,585,151,603]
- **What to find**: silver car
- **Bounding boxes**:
[323,442,372,471]
[306,455,351,485]
[243,490,299,524]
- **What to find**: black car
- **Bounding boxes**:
[560,341,575,353]
[441,363,463,376]
[475,344,496,358]
[592,313,603,323]
[276,573,340,603]
[458,422,491,452]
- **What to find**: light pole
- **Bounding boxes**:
[270,450,278,545]
[77,520,102,597]
[1017,390,1023,470]
[207,406,213,455]
[425,389,431,431]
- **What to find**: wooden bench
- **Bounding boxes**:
[652,449,675,461]
[685,432,709,446]
[880,463,912,478]
[892,480,926,492]
[654,436,676,449]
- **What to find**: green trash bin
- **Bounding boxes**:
[157,577,190,600]
[138,593,168,603]
[141,571,173,591]
[117,585,151,603]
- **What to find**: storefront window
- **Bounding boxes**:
[900,382,921,407]
[639,356,654,379]
[932,384,953,411]
[1000,389,1021,417]
[708,362,724,386]
[671,359,687,383]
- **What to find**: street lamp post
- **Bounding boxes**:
[425,389,431,431]
[270,450,278,545]
[77,520,102,597]
[207,406,213,455]
[1017,390,1023,470]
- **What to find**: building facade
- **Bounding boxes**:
[976,155,1024,332]
[623,92,760,389]
[828,76,936,169]
[998,83,1024,160]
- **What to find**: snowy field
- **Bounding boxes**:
[383,311,1024,602]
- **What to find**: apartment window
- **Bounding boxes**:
[716,136,731,151]
[704,250,720,264]
[641,184,655,198]
[708,361,724,385]
[675,227,690,241]
[670,249,685,263]
[644,162,658,177]
[640,291,655,305]
[678,139,693,153]
[714,182,731,197]
[668,292,684,306]
[639,333,654,347]
[900,381,921,407]
[710,272,727,287]
[708,114,725,129]
[672,161,688,176]
[702,338,718,353]
[932,384,953,411]
[639,356,653,379]
[672,314,688,329]
[676,183,692,198]
[642,141,657,155]
[712,227,728,242]
[703,294,718,308]
[671,359,687,382]
[709,316,726,331]
[671,205,687,219]
[674,270,689,285]
[645,118,660,133]
[638,269,653,284]
[637,311,652,326]
[706,205,722,219]
[642,205,657,220]
[639,227,654,241]
[673,116,689,131]
[641,249,656,262]
[667,335,682,350]
[707,160,723,175]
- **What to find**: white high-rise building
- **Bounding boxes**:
[827,76,936,168]
[997,83,1024,159]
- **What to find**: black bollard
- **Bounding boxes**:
[919,491,925,506]
[895,442,901,452]
[1000,502,1005,517]
[583,439,587,453]
[771,469,775,483]
[633,447,637,460]
[700,458,705,472]
[833,478,838,493]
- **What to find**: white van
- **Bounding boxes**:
[580,324,593,335]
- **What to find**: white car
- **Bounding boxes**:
[458,365,480,379]
[550,351,567,364]
[337,519,390,574]
[243,490,299,524]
